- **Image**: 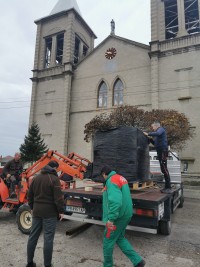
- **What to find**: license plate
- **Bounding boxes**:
[66,206,86,214]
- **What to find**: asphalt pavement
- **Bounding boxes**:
[0,175,199,267]
[0,196,200,267]
[182,174,200,200]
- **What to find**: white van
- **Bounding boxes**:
[149,151,179,161]
[149,151,181,182]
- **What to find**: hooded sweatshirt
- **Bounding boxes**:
[28,165,64,218]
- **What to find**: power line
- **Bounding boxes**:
[0,78,200,109]
[3,84,200,104]
[0,106,30,110]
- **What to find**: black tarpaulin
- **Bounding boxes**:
[92,126,150,182]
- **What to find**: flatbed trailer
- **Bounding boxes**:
[62,181,184,235]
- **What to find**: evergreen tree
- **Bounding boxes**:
[20,122,48,163]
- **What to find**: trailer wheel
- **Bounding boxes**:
[178,195,184,208]
[159,220,171,235]
[16,204,32,235]
[0,198,3,209]
[64,211,73,216]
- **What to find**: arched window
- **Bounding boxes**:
[113,79,123,106]
[98,82,107,108]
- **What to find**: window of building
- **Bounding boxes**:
[184,0,200,34]
[56,33,64,65]
[113,79,124,106]
[74,36,80,64]
[45,90,55,114]
[74,35,89,64]
[164,0,179,39]
[45,37,52,68]
[98,82,107,108]
[83,45,88,57]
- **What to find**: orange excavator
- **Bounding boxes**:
[0,150,91,234]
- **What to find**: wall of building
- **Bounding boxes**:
[30,2,200,173]
[30,10,96,155]
[150,0,200,173]
[158,48,200,173]
[68,37,151,160]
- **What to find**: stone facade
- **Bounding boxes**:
[30,0,200,173]
[29,9,96,155]
[150,0,200,173]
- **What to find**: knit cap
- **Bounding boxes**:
[48,160,59,168]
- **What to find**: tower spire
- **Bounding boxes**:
[50,0,81,16]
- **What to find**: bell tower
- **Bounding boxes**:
[150,0,200,109]
[150,0,200,173]
[151,0,200,42]
[29,0,96,154]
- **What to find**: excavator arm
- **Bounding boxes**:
[21,150,91,181]
[17,150,91,203]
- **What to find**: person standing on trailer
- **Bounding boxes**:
[101,165,146,267]
[143,121,172,193]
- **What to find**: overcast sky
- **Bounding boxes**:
[0,0,150,157]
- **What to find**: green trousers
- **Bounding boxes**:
[103,217,142,267]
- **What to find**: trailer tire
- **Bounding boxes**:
[178,195,184,208]
[16,204,32,235]
[159,220,171,235]
[64,211,73,216]
[0,198,3,209]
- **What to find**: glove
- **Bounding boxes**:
[106,222,116,238]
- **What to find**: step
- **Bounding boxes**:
[5,198,19,202]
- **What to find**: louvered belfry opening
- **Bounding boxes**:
[164,0,200,39]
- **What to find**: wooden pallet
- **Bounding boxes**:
[131,180,154,190]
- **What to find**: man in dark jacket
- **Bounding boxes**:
[2,152,23,198]
[143,121,171,193]
[101,166,145,267]
[26,160,64,267]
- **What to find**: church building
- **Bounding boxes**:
[29,0,200,174]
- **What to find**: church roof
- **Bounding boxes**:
[77,34,150,66]
[50,0,81,16]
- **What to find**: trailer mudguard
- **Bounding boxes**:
[0,178,9,201]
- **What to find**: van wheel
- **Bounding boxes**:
[159,220,171,235]
[16,204,32,235]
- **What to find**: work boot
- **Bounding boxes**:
[135,259,146,267]
[26,262,36,267]
[160,188,172,194]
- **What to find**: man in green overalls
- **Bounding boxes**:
[101,166,146,267]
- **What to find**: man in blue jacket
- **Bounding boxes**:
[143,121,171,193]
